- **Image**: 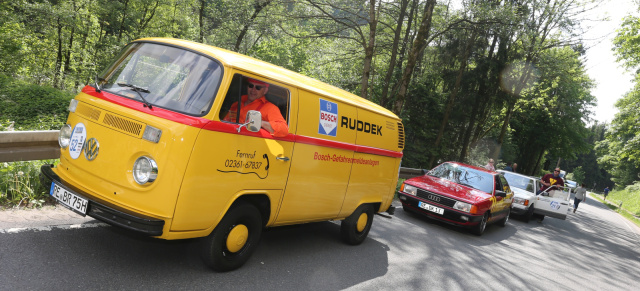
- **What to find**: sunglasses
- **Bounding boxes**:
[247,83,264,90]
[554,170,560,172]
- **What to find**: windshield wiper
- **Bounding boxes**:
[117,82,153,109]
[94,75,106,92]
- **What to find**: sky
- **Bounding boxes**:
[582,0,638,124]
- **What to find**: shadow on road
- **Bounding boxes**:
[2,220,389,290]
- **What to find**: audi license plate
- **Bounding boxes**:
[418,201,444,215]
[50,181,88,215]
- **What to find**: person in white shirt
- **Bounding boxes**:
[574,183,587,213]
[484,159,495,171]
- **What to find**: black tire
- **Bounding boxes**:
[201,203,262,272]
[533,213,545,222]
[523,205,535,223]
[498,208,510,227]
[471,212,489,236]
[341,204,374,245]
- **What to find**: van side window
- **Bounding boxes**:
[219,74,290,127]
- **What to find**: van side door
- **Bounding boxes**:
[171,73,297,231]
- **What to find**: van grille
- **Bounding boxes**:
[102,113,144,137]
[76,103,102,121]
[397,122,405,150]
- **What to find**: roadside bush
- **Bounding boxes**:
[0,160,57,209]
[0,73,72,130]
[608,183,640,216]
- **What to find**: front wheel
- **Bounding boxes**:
[498,208,510,227]
[201,203,262,272]
[471,212,489,236]
[341,204,374,245]
[523,204,535,223]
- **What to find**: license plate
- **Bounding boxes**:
[50,181,88,215]
[418,201,444,215]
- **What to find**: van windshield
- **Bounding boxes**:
[99,42,222,116]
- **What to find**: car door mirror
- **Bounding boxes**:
[495,190,507,197]
[237,110,262,133]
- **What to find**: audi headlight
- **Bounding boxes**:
[58,124,72,148]
[403,184,417,196]
[453,201,472,213]
[133,156,158,185]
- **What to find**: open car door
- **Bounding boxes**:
[534,186,572,220]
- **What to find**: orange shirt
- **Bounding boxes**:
[224,95,289,137]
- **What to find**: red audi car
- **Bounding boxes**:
[398,161,514,235]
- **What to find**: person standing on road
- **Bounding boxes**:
[604,187,610,200]
[484,159,495,171]
[512,163,518,173]
[574,183,587,213]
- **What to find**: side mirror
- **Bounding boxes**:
[237,110,262,133]
[495,190,507,198]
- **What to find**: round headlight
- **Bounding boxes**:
[58,124,72,148]
[133,156,158,185]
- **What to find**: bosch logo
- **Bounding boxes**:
[84,137,100,161]
[427,194,440,202]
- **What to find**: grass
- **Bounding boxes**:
[0,160,57,209]
[589,192,640,229]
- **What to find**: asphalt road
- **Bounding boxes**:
[1,196,639,290]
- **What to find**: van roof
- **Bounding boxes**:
[137,37,400,120]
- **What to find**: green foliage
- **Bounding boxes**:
[0,0,616,198]
[570,166,586,184]
[0,74,72,130]
[608,186,640,216]
[0,160,56,209]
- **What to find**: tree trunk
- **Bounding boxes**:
[490,62,534,160]
[117,0,130,42]
[459,33,498,162]
[360,0,379,100]
[379,0,409,108]
[53,17,64,89]
[428,29,476,168]
[199,0,205,42]
[391,0,436,115]
[235,0,272,52]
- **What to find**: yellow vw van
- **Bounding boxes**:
[40,38,404,271]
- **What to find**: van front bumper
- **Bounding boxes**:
[40,165,165,236]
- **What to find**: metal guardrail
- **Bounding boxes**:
[399,167,425,179]
[0,131,60,163]
[0,131,426,179]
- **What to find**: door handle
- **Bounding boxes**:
[276,156,290,162]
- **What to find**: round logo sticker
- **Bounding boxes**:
[69,123,87,159]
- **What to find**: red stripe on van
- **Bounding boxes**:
[293,136,403,158]
[201,120,297,142]
[81,86,211,128]
[82,85,403,158]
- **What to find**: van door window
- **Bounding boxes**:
[220,74,290,137]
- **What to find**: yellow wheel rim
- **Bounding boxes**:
[356,213,368,232]
[226,224,249,253]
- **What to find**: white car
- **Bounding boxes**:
[499,170,573,222]
[498,170,538,222]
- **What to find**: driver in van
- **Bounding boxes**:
[538,167,564,195]
[223,78,289,137]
